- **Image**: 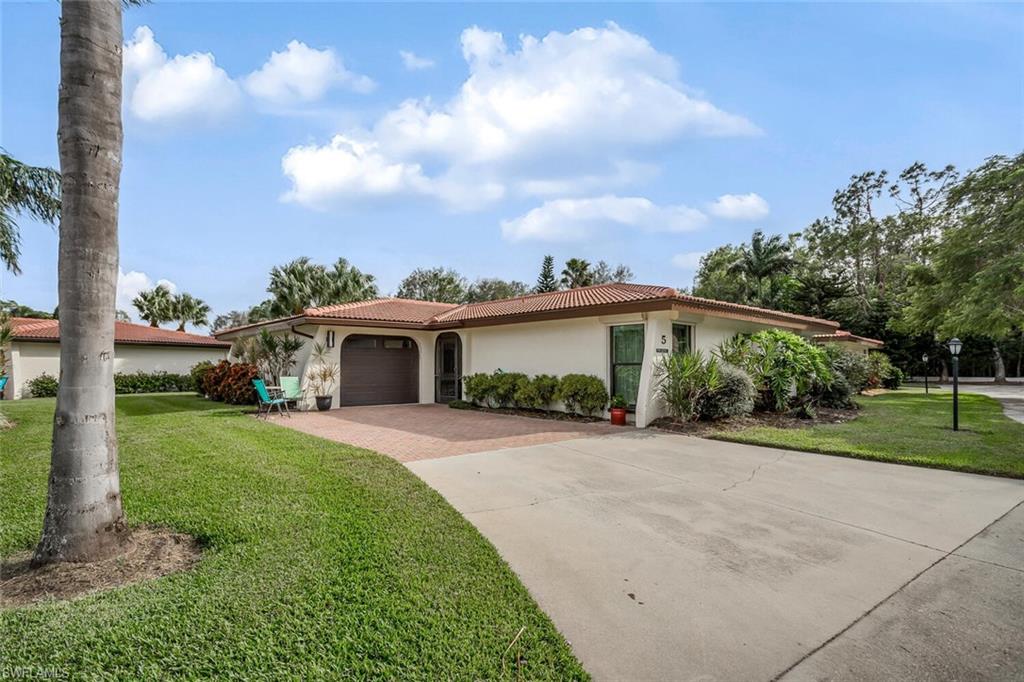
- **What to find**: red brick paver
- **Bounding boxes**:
[267,404,620,462]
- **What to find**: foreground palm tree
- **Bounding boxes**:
[33,0,126,565]
[0,151,61,274]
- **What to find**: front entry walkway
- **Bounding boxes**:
[267,403,619,462]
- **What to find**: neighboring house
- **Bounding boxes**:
[215,282,865,427]
[811,330,885,355]
[4,317,230,399]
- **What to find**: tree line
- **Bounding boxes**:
[690,154,1023,380]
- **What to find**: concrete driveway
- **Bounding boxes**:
[410,433,1024,681]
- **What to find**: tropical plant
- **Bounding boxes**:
[267,256,378,316]
[0,150,61,275]
[556,374,608,415]
[700,363,756,420]
[132,284,174,327]
[727,230,796,307]
[535,255,559,293]
[34,0,132,566]
[171,292,211,331]
[256,330,304,383]
[560,258,594,289]
[396,266,467,303]
[27,372,60,398]
[514,374,560,411]
[306,341,339,398]
[717,330,832,412]
[654,350,721,421]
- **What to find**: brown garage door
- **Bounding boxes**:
[340,335,419,406]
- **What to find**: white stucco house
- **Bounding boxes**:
[3,317,231,399]
[215,282,871,428]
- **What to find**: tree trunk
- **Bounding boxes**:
[940,359,949,383]
[993,344,1007,384]
[33,0,126,565]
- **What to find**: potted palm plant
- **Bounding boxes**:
[307,342,339,411]
[609,394,628,426]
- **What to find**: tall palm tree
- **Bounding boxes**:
[132,284,174,327]
[560,258,594,289]
[267,256,378,316]
[34,0,127,565]
[0,151,61,275]
[326,257,378,304]
[728,230,795,307]
[171,292,211,331]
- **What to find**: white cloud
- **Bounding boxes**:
[123,26,240,123]
[671,251,706,270]
[399,50,435,71]
[116,268,177,318]
[246,40,374,104]
[708,193,770,220]
[282,22,758,210]
[501,195,708,243]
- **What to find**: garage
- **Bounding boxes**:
[339,334,419,406]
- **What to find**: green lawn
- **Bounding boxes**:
[715,389,1024,478]
[0,394,587,680]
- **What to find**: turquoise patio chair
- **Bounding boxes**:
[0,376,7,400]
[279,376,302,408]
[253,378,289,419]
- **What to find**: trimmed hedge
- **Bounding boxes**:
[26,370,195,398]
[556,374,609,416]
[462,370,608,415]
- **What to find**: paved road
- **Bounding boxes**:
[410,433,1024,681]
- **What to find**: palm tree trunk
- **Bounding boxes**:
[33,0,126,565]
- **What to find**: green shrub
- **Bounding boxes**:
[867,353,897,389]
[610,395,628,409]
[27,373,59,398]
[883,365,904,390]
[556,374,609,416]
[514,374,560,410]
[191,361,215,394]
[700,363,755,420]
[812,344,866,408]
[113,371,194,394]
[491,371,529,408]
[448,399,472,410]
[655,351,721,421]
[717,330,832,412]
[826,345,871,393]
[462,373,496,407]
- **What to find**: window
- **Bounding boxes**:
[610,324,644,408]
[383,338,412,350]
[672,324,693,355]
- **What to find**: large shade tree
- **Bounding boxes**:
[34,0,127,565]
[0,151,61,275]
[396,267,467,303]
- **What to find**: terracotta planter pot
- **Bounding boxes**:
[315,396,333,411]
[610,407,627,426]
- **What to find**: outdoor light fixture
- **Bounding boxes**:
[922,353,930,395]
[947,338,962,431]
[326,330,336,349]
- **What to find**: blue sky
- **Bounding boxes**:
[3,2,1021,324]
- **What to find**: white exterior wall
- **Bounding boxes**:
[6,341,228,399]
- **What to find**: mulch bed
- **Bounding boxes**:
[450,403,606,423]
[1,526,201,608]
[650,407,860,437]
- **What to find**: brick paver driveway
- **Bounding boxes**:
[268,404,619,462]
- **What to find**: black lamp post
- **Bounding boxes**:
[947,338,962,431]
[922,353,929,395]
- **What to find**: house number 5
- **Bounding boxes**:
[661,334,667,344]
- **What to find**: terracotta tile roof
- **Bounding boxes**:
[433,283,674,322]
[214,283,840,337]
[812,330,885,347]
[10,317,231,348]
[307,298,460,324]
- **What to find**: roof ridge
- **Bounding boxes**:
[456,281,672,310]
[672,292,839,327]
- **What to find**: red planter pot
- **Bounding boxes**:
[610,407,627,426]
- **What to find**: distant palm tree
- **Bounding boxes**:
[171,292,211,331]
[0,151,61,275]
[728,230,795,307]
[560,258,594,289]
[132,284,174,327]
